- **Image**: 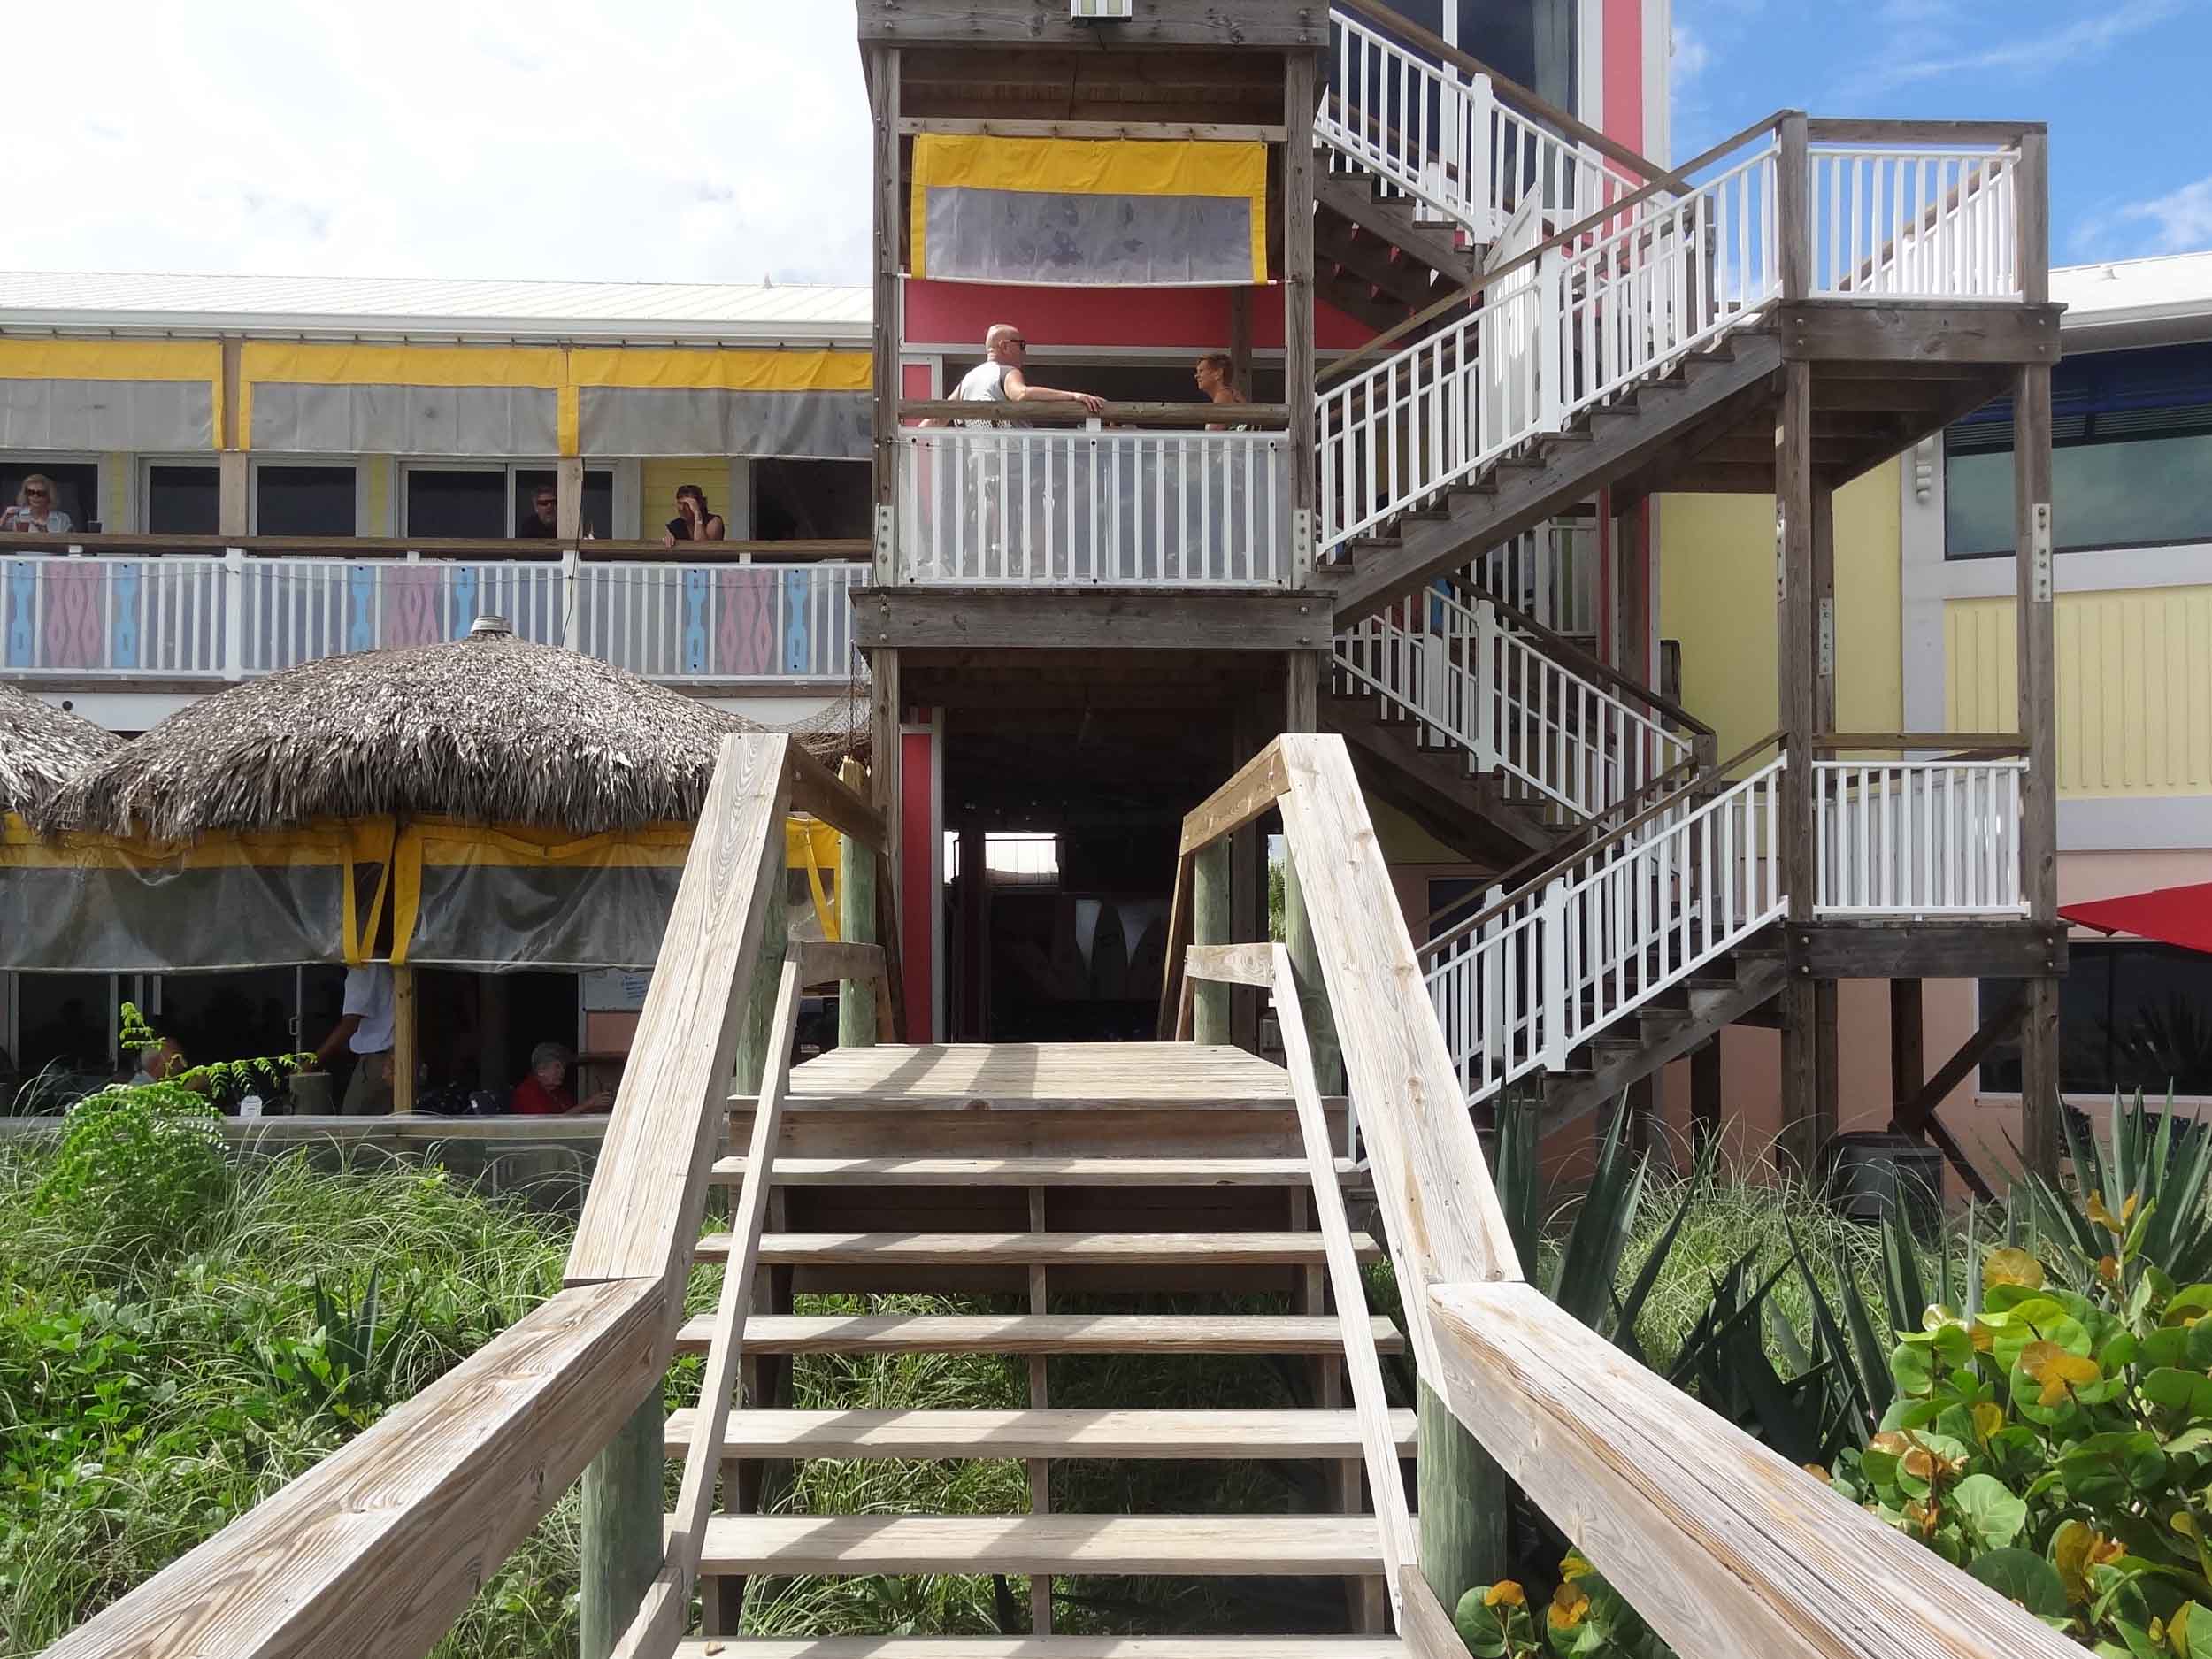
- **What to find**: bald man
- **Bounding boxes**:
[921,324,1106,427]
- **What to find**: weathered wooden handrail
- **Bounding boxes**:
[897,398,1290,429]
[1167,733,2089,1659]
[0,531,870,564]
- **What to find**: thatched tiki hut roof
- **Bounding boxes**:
[42,619,766,840]
[0,680,119,817]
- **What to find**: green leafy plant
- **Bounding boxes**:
[262,1269,424,1429]
[32,1085,229,1259]
[1830,1198,2212,1654]
[1455,1554,1668,1658]
[2025,1094,2212,1288]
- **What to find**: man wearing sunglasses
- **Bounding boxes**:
[920,324,1105,428]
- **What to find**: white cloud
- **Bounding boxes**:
[0,0,872,285]
[1671,23,1713,86]
[2112,176,2212,254]
[1866,0,2179,89]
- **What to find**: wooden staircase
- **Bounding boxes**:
[655,1038,1411,1653]
[1319,682,1566,864]
[1314,169,1483,333]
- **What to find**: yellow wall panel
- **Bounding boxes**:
[639,459,728,535]
[1947,585,2212,797]
[1658,459,1902,764]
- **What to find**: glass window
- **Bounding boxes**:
[255,465,356,535]
[0,460,100,533]
[405,468,507,539]
[146,464,220,535]
[1980,943,2212,1096]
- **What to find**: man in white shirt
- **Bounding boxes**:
[921,324,1107,426]
[312,962,396,1115]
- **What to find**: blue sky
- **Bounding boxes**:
[1671,0,2212,266]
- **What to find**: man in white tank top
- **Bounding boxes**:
[919,324,1107,428]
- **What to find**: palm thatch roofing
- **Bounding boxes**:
[39,622,862,841]
[0,680,119,816]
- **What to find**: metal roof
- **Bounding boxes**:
[0,271,872,345]
[2054,250,2212,349]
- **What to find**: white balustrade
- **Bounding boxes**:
[1814,758,2025,916]
[1424,757,1786,1106]
[1472,520,1595,635]
[1808,145,2021,299]
[1333,583,1693,822]
[0,549,864,686]
[894,428,1292,588]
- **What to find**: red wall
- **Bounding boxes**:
[907,281,1374,354]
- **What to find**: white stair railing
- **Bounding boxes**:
[1333,580,1694,824]
[1814,757,2026,916]
[1425,749,1786,1107]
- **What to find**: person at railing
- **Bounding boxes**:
[509,1041,613,1116]
[661,483,726,547]
[1194,351,1250,431]
[916,324,1106,427]
[310,961,396,1115]
[1,474,72,534]
[518,483,560,538]
[127,1036,208,1094]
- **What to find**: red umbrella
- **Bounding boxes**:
[2059,881,2212,955]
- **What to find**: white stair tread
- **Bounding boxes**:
[710,1156,1350,1186]
[674,1313,1403,1356]
[677,1642,1407,1657]
[676,1640,1407,1657]
[665,1406,1417,1460]
[697,1232,1382,1264]
[781,1042,1292,1105]
[698,1513,1386,1576]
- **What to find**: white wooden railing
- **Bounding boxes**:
[1814,757,2025,916]
[892,427,1294,588]
[1321,4,1644,242]
[1333,582,1693,823]
[1809,144,2021,299]
[0,549,865,684]
[1472,520,1595,635]
[1424,753,1786,1105]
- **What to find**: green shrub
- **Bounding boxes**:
[31,1084,231,1258]
[1455,1554,1664,1658]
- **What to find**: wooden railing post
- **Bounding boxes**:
[733,856,791,1096]
[1282,853,1342,1096]
[835,759,879,1048]
[1193,840,1233,1046]
[580,1398,664,1659]
[1419,1379,1509,1623]
[1777,111,1810,300]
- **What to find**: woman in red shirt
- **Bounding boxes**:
[510,1042,614,1115]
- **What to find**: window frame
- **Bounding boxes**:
[397,459,618,541]
[136,454,224,536]
[0,450,104,534]
[248,457,363,537]
[1977,941,2212,1102]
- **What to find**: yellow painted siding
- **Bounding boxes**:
[1658,459,1903,763]
[641,459,723,534]
[1947,585,2212,797]
[101,455,127,531]
[363,456,392,536]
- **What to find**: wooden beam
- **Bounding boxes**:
[1283,48,1317,541]
[895,398,1290,428]
[857,0,1330,49]
[871,43,901,548]
[897,116,1286,141]
[47,1278,663,1659]
[1778,113,1809,301]
[1771,301,2062,366]
[1889,979,1924,1120]
[1892,985,2023,1154]
[797,940,887,991]
[583,1397,664,1659]
[1425,1280,2090,1659]
[855,590,1330,654]
[1776,356,1821,1171]
[871,646,902,922]
[568,735,793,1295]
[835,759,880,1048]
[389,966,417,1116]
[1691,1036,1723,1148]
[2015,353,2060,1181]
[1180,739,1290,855]
[1787,922,2066,979]
[1185,941,1275,989]
[786,739,887,849]
[1805,117,2043,144]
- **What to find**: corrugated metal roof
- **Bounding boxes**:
[2055,251,2212,336]
[0,270,872,343]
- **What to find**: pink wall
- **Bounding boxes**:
[907,280,1375,353]
[1601,0,1644,161]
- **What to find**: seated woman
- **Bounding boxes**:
[509,1041,614,1115]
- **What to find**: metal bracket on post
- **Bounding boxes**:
[1774,506,1788,603]
[2030,503,2052,603]
[872,501,896,585]
[1816,595,1835,679]
[1291,507,1314,588]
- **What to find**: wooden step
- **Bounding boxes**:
[696,1231,1382,1266]
[696,1513,1387,1577]
[666,1406,1418,1460]
[673,1312,1404,1356]
[709,1156,1348,1187]
[678,1640,1409,1657]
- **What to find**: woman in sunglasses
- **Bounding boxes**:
[0,474,71,534]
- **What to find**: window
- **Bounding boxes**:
[407,465,615,539]
[754,459,871,541]
[1,459,100,532]
[1946,342,2212,557]
[1980,943,2212,1097]
[944,832,1061,887]
[146,464,220,534]
[255,465,357,535]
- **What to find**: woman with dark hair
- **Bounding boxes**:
[1194,352,1249,432]
[661,483,727,547]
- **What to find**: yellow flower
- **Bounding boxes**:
[1983,1247,2046,1292]
[2020,1340,2101,1407]
[2088,1190,2141,1234]
[1483,1581,1526,1609]
[1557,1553,1594,1583]
[1548,1584,1590,1632]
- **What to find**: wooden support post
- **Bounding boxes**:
[1814,979,1840,1154]
[2015,357,2061,1182]
[1777,112,1810,303]
[1624,1072,1658,1155]
[870,648,902,1018]
[1890,979,1924,1123]
[1193,841,1233,1046]
[1282,854,1342,1098]
[1286,649,1319,734]
[580,1394,664,1659]
[732,872,790,1098]
[958,824,987,1041]
[870,45,902,586]
[1026,1187,1054,1634]
[1420,1378,1509,1627]
[1283,52,1317,546]
[1811,487,1836,734]
[1691,1035,1723,1148]
[1228,285,1255,401]
[389,964,417,1115]
[218,337,250,538]
[836,759,879,1048]
[1776,357,1823,1173]
[1231,698,1263,1052]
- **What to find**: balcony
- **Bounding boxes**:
[0,536,868,687]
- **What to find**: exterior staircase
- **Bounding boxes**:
[1314,170,1482,333]
[662,1037,1412,1651]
